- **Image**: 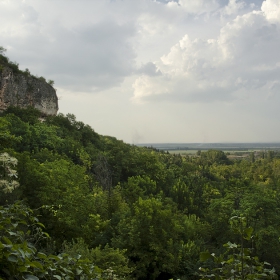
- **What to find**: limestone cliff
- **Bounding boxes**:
[0,66,58,115]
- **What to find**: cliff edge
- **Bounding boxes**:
[0,66,58,116]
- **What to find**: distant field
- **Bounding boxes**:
[136,143,280,156]
[167,150,253,155]
[167,150,197,155]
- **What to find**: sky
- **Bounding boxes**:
[1,0,280,144]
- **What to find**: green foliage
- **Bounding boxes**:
[4,107,41,124]
[121,175,157,204]
[199,216,278,280]
[200,150,231,166]
[2,108,280,279]
[2,112,63,153]
[63,239,131,279]
[24,68,31,76]
[0,152,19,194]
[38,76,46,83]
[0,202,103,279]
[0,46,8,69]
[0,118,22,149]
[113,197,207,279]
[0,46,6,55]
[0,55,8,65]
[17,157,103,245]
[47,80,54,86]
[8,61,20,73]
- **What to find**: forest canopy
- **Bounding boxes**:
[1,106,280,279]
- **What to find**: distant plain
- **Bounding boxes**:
[136,143,280,156]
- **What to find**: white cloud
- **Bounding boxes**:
[262,0,280,22]
[221,0,246,16]
[132,75,168,103]
[132,5,280,104]
[175,0,219,14]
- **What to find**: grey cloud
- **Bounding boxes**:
[1,2,137,92]
[155,0,179,3]
[253,0,269,8]
[40,21,137,91]
[270,82,280,94]
[136,62,162,76]
[143,86,235,103]
[216,0,264,9]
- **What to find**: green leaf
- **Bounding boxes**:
[8,254,18,262]
[24,275,39,280]
[224,241,237,249]
[30,261,44,270]
[2,236,12,244]
[36,222,45,228]
[7,230,18,236]
[200,251,212,262]
[244,226,253,240]
[37,252,47,259]
[18,266,29,272]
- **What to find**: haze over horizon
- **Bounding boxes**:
[137,141,280,144]
[1,0,280,144]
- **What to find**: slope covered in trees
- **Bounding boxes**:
[1,106,280,279]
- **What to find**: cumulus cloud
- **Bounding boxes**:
[132,1,280,104]
[262,0,280,22]
[221,0,246,16]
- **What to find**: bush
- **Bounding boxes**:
[199,216,278,280]
[48,80,54,86]
[0,202,104,279]
[63,239,132,279]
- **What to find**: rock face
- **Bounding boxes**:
[0,67,58,115]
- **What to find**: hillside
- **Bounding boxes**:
[1,106,280,279]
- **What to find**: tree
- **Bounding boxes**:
[250,152,255,163]
[199,216,277,280]
[0,118,22,149]
[0,202,104,279]
[121,175,157,205]
[200,150,231,166]
[113,197,207,279]
[18,158,101,244]
[48,79,54,86]
[0,46,6,55]
[63,239,132,279]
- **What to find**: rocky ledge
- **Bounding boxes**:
[0,67,58,115]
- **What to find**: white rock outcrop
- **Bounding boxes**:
[0,67,58,115]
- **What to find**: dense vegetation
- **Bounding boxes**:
[1,106,280,279]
